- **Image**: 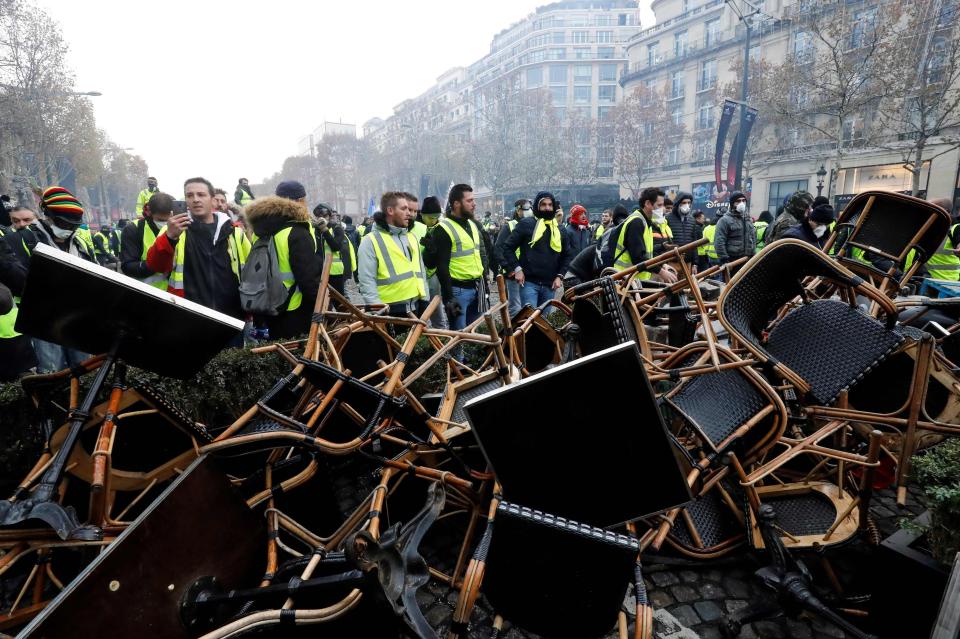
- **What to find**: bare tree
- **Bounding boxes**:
[470,80,526,210]
[611,84,685,200]
[555,109,598,203]
[756,1,904,191]
[876,0,960,195]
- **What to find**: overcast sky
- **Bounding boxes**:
[41,0,654,193]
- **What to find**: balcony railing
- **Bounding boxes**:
[627,0,725,42]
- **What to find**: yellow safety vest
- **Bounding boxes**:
[169,225,250,294]
[237,189,254,207]
[595,224,606,240]
[0,229,20,340]
[77,227,96,256]
[927,223,960,281]
[507,219,521,260]
[410,220,427,243]
[703,225,719,259]
[252,225,315,312]
[438,218,484,280]
[136,188,155,216]
[614,212,654,280]
[367,227,425,304]
[135,219,168,290]
[316,227,355,277]
[754,221,768,251]
[94,231,113,257]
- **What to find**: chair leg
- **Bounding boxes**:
[896,337,935,506]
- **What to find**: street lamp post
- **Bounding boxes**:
[816,164,827,197]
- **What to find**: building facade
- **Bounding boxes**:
[363,1,643,212]
[620,0,960,216]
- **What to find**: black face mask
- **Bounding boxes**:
[535,209,554,220]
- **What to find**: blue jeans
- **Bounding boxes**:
[32,338,90,374]
[519,281,555,309]
[450,285,480,331]
[505,277,521,318]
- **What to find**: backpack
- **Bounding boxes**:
[239,235,289,316]
[594,219,630,271]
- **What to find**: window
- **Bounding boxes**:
[573,30,589,43]
[599,63,618,82]
[574,47,591,59]
[551,86,567,105]
[526,67,543,88]
[647,42,660,66]
[674,30,688,57]
[528,50,546,63]
[595,15,614,26]
[705,18,720,47]
[619,13,628,26]
[698,59,717,91]
[928,37,948,83]
[697,103,714,129]
[554,107,566,122]
[642,78,656,106]
[695,138,712,161]
[573,64,592,82]
[671,104,684,126]
[552,31,565,44]
[548,47,566,60]
[667,143,681,165]
[643,121,654,138]
[768,180,808,212]
[574,85,592,104]
[842,116,864,146]
[598,46,615,59]
[569,15,589,27]
[597,30,613,43]
[598,105,612,121]
[599,85,616,102]
[850,7,878,49]
[671,70,685,99]
[550,65,568,83]
[574,106,591,119]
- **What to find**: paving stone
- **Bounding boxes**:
[786,618,815,639]
[651,570,680,587]
[723,577,751,598]
[725,599,750,614]
[670,604,702,628]
[650,589,675,608]
[670,584,699,603]
[696,625,724,639]
[699,581,725,600]
[694,600,724,623]
[753,619,786,638]
[811,616,848,638]
[425,602,452,627]
[679,570,700,583]
[738,623,759,639]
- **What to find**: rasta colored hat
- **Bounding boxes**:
[40,186,84,222]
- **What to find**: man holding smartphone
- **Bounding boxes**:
[146,177,251,319]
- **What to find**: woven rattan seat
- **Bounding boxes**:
[449,379,503,424]
[766,300,905,404]
[764,491,837,537]
[238,418,301,436]
[669,366,767,449]
[670,487,744,550]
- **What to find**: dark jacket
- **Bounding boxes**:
[343,222,360,250]
[18,222,96,266]
[563,222,593,255]
[494,217,522,274]
[666,209,698,262]
[120,218,165,280]
[714,211,756,261]
[430,215,494,302]
[246,197,320,338]
[0,229,39,380]
[782,222,828,250]
[621,212,654,270]
[147,212,245,318]
[768,211,800,244]
[501,216,573,287]
[314,220,354,277]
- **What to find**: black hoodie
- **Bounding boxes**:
[501,191,573,286]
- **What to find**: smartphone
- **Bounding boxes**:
[172,200,187,215]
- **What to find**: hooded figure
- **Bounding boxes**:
[666,191,699,263]
[501,191,572,309]
[769,191,813,244]
[714,191,756,263]
[244,196,320,339]
[782,203,835,249]
[564,204,594,254]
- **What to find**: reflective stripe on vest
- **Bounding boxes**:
[507,219,521,260]
[170,226,249,292]
[238,190,254,206]
[439,218,484,280]
[614,212,654,280]
[410,220,427,243]
[927,223,960,281]
[368,228,425,304]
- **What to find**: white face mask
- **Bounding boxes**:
[735,202,747,214]
[652,206,665,220]
[679,204,691,214]
[813,224,828,238]
[152,217,170,229]
[522,208,534,218]
[50,225,76,240]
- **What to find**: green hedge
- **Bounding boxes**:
[912,438,960,565]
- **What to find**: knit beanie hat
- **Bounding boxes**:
[421,196,442,216]
[810,204,835,224]
[40,186,84,223]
